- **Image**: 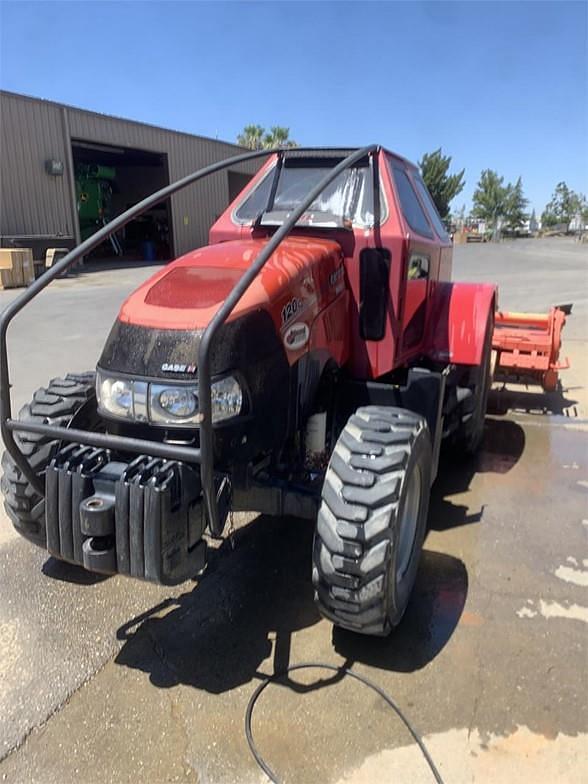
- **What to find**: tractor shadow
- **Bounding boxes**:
[114,531,468,694]
[115,514,320,694]
[113,417,526,692]
[428,417,525,532]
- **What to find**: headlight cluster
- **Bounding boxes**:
[96,371,242,425]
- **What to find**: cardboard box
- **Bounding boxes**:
[0,248,34,288]
[0,250,14,270]
[0,248,33,269]
[0,268,19,289]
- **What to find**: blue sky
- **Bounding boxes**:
[1,0,586,213]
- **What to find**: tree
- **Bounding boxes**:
[418,148,465,219]
[237,125,297,150]
[472,169,508,230]
[472,170,528,232]
[263,126,297,149]
[237,124,265,150]
[541,182,587,228]
[540,209,558,228]
[504,176,528,229]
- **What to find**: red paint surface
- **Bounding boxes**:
[118,148,496,376]
[145,267,244,309]
[119,236,345,365]
[427,281,497,366]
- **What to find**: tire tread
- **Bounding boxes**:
[313,406,428,636]
[1,372,95,546]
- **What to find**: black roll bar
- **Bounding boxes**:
[197,145,378,533]
[1,144,378,536]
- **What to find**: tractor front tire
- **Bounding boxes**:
[1,373,97,548]
[313,406,432,636]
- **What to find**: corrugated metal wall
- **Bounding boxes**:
[0,91,260,255]
[0,92,74,238]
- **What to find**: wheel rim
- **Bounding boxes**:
[397,465,422,582]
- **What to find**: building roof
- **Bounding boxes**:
[0,89,246,151]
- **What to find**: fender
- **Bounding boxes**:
[426,281,497,366]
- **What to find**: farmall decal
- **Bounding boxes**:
[283,322,310,351]
[329,265,344,287]
[328,265,345,294]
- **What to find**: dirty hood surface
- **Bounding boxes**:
[117,236,343,330]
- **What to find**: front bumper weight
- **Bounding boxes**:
[45,445,206,585]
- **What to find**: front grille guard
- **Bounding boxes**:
[0,144,379,536]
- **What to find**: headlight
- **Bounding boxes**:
[150,384,199,424]
[210,376,242,422]
[97,375,134,419]
[97,371,243,425]
[159,388,198,418]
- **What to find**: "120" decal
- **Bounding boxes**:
[281,297,303,326]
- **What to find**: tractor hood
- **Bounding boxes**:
[117,236,343,331]
[98,236,345,380]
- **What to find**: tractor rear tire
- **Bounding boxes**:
[458,312,494,455]
[313,406,432,636]
[1,373,97,548]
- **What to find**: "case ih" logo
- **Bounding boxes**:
[161,363,197,374]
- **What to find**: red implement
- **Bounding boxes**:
[492,305,571,391]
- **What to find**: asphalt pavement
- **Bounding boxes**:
[0,238,586,783]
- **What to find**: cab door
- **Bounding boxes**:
[388,161,440,358]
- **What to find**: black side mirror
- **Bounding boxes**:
[359,247,391,341]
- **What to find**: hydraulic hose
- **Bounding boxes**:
[245,662,445,784]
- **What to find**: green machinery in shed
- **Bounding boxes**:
[75,164,123,254]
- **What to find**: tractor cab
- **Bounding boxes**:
[210,148,454,379]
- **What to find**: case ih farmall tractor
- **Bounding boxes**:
[0,145,563,637]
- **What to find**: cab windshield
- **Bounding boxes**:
[233,158,377,228]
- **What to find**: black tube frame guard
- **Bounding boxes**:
[0,144,378,536]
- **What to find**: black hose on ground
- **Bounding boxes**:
[245,662,445,784]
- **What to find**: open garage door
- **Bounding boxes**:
[72,140,173,262]
[228,170,253,203]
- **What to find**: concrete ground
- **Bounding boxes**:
[0,238,586,783]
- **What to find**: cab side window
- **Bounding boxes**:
[413,175,450,241]
[234,169,273,222]
[390,164,434,239]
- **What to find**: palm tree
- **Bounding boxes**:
[237,125,298,150]
[237,124,265,150]
[263,126,297,149]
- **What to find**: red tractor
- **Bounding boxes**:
[1,145,498,637]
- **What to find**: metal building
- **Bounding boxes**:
[0,90,259,260]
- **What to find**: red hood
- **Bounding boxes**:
[118,236,343,330]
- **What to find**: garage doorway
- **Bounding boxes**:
[72,140,174,262]
[228,170,253,203]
